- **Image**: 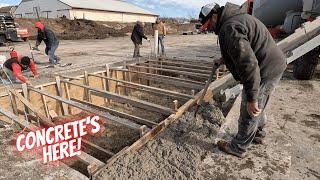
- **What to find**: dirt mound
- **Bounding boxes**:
[16,18,126,40]
[15,18,197,40]
[58,19,125,40]
[95,102,223,179]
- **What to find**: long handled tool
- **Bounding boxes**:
[194,62,219,117]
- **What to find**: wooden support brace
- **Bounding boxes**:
[137,62,212,74]
[40,86,50,118]
[21,83,31,115]
[111,68,205,85]
[63,82,72,115]
[55,77,69,116]
[71,98,158,127]
[173,100,180,111]
[89,74,193,100]
[8,88,53,126]
[127,65,210,79]
[9,92,18,115]
[83,71,92,102]
[145,60,212,70]
[28,86,141,130]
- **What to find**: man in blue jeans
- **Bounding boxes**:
[33,22,60,65]
[199,3,287,158]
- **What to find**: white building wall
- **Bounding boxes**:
[69,9,157,23]
[14,0,71,19]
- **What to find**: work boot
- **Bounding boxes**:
[217,140,245,158]
[253,129,266,145]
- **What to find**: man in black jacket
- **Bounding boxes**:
[131,21,150,58]
[199,3,287,158]
[33,22,60,65]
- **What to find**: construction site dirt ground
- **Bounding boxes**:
[0,34,319,179]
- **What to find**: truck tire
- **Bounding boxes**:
[293,50,319,80]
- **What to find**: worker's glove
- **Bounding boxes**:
[32,46,40,51]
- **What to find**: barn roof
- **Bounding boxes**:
[59,0,158,16]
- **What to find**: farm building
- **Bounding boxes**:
[0,6,18,16]
[14,0,158,23]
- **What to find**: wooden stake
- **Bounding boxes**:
[63,82,72,114]
[173,100,179,111]
[83,71,91,102]
[40,86,50,118]
[55,77,69,116]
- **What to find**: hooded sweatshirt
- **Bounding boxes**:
[216,3,287,102]
[35,22,59,48]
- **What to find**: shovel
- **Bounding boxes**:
[194,62,219,117]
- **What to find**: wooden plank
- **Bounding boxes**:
[89,74,193,100]
[163,58,214,65]
[40,86,50,118]
[55,77,69,116]
[127,65,210,79]
[90,90,174,116]
[60,79,175,116]
[117,84,190,102]
[113,68,205,85]
[60,75,82,81]
[28,86,141,130]
[138,74,203,91]
[137,62,212,74]
[82,139,115,157]
[72,98,158,127]
[145,60,212,70]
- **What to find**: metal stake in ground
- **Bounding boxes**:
[194,62,219,117]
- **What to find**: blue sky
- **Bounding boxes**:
[0,0,246,18]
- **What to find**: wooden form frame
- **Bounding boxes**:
[0,57,229,178]
[92,74,236,178]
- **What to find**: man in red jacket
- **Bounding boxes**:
[2,56,38,84]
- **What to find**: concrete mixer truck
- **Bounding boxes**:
[245,0,320,80]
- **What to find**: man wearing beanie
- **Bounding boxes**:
[33,22,60,65]
[199,2,287,158]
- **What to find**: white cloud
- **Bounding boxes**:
[0,3,10,7]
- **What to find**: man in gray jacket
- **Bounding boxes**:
[199,3,287,158]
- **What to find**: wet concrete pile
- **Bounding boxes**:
[95,101,225,179]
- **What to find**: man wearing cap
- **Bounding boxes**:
[2,56,38,85]
[199,3,287,158]
[131,21,150,58]
[33,22,60,65]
